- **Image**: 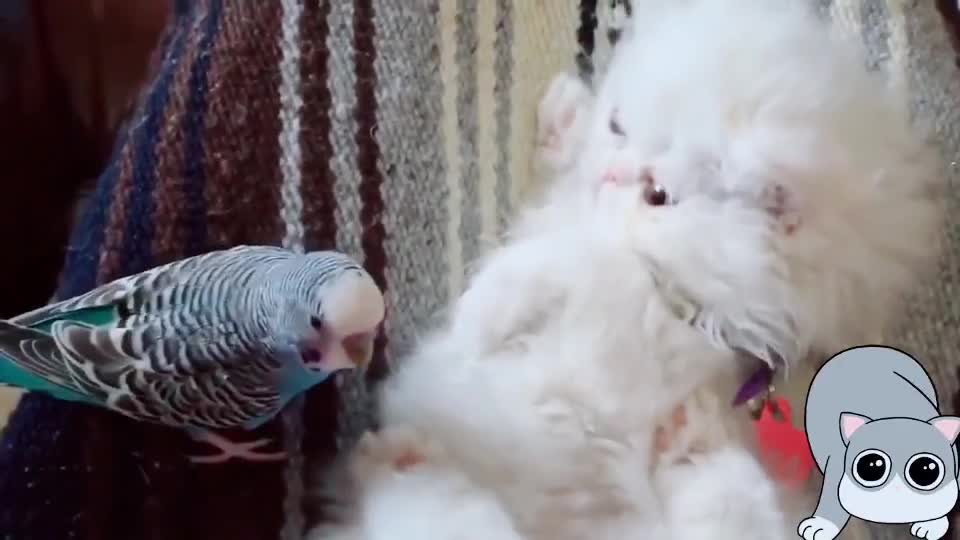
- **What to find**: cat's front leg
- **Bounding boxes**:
[798,458,849,540]
[452,236,568,352]
[911,516,950,540]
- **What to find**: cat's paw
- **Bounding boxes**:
[536,73,591,174]
[657,447,786,539]
[653,404,692,459]
[798,516,840,540]
[911,516,950,540]
[350,426,443,483]
[761,183,802,235]
[337,431,524,540]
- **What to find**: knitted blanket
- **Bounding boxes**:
[0,1,958,539]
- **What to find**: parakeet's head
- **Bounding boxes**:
[271,252,385,374]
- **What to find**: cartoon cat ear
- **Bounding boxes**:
[840,412,871,445]
[929,416,960,445]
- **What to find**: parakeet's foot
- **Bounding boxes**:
[187,431,287,464]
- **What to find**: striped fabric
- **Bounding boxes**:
[0,0,957,539]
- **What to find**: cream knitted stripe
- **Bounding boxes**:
[276,0,306,537]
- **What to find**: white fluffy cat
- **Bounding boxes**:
[312,1,943,539]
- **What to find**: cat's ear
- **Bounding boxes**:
[929,416,960,445]
[839,412,871,445]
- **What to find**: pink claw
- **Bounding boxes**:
[187,431,288,464]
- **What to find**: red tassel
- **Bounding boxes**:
[755,397,815,490]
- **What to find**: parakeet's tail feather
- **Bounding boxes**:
[11,283,128,328]
[0,320,96,404]
[15,305,119,334]
[0,354,95,404]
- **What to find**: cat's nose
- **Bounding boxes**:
[600,167,654,187]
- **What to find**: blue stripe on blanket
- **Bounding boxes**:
[183,0,224,255]
[121,10,192,275]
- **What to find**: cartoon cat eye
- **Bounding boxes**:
[852,449,891,488]
[904,453,945,491]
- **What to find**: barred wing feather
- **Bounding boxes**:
[0,246,293,427]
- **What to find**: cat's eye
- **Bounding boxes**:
[310,316,324,330]
[609,113,625,136]
[852,449,891,488]
[905,453,945,491]
[643,184,671,206]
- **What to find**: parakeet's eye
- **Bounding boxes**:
[310,316,323,330]
[643,184,670,206]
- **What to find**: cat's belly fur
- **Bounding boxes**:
[380,350,658,537]
[376,330,779,539]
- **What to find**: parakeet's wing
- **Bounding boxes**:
[0,245,294,422]
[12,245,291,329]
[0,318,286,427]
[0,320,95,403]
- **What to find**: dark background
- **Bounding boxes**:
[0,0,170,319]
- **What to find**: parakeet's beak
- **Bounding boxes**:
[343,332,375,369]
[303,332,376,373]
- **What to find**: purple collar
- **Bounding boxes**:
[732,363,775,408]
[651,279,779,412]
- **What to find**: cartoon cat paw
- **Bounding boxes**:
[911,516,949,540]
[798,516,840,540]
[536,72,591,175]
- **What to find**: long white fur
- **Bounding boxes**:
[313,1,943,539]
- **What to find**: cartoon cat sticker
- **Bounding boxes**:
[799,345,960,540]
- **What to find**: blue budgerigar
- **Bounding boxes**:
[0,245,385,463]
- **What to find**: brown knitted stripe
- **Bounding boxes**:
[355,0,389,384]
[76,6,206,536]
[96,143,137,284]
[137,6,214,538]
[301,0,387,526]
[149,15,204,265]
[185,2,289,539]
[297,0,342,528]
[82,109,139,540]
[203,4,286,250]
[300,0,337,252]
[81,410,129,539]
